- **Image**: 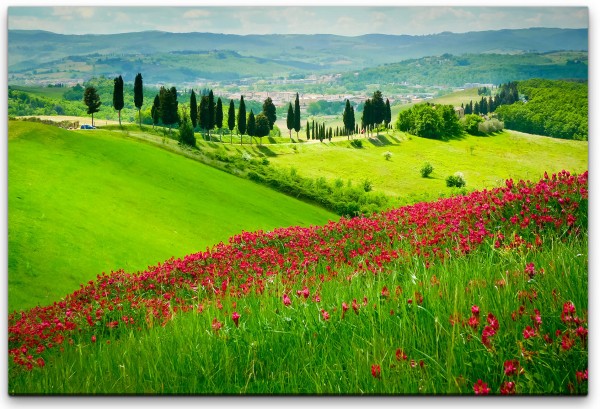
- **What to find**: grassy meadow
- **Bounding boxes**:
[9,170,588,394]
[247,129,588,204]
[8,120,337,312]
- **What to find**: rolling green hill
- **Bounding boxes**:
[8,28,588,84]
[340,51,588,90]
[8,121,337,311]
[262,130,588,204]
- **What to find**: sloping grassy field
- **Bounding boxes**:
[8,121,337,311]
[262,129,588,204]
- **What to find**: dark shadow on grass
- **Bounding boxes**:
[253,145,277,157]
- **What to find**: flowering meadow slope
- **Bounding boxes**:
[9,170,588,394]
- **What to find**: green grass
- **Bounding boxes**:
[8,121,337,312]
[9,84,67,99]
[9,232,587,394]
[261,129,588,204]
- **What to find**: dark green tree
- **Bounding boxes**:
[159,86,179,134]
[384,98,392,131]
[113,75,124,126]
[207,90,215,138]
[216,97,223,142]
[199,95,209,139]
[247,110,256,143]
[255,113,270,145]
[293,92,301,138]
[237,96,247,144]
[343,99,355,140]
[286,103,294,140]
[306,120,310,140]
[228,99,235,144]
[190,90,198,129]
[178,107,196,147]
[371,90,386,134]
[151,94,160,128]
[361,99,372,136]
[134,73,143,127]
[83,86,101,127]
[262,97,277,130]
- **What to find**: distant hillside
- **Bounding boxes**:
[8,27,588,84]
[339,51,588,89]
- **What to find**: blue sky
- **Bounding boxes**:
[7,1,589,36]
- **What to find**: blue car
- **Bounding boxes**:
[80,124,96,129]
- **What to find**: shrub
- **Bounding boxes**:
[178,112,196,148]
[383,151,392,161]
[478,118,504,134]
[362,179,373,192]
[460,114,484,135]
[446,172,466,188]
[350,139,363,149]
[420,162,434,178]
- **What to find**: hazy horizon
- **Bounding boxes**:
[8,6,588,37]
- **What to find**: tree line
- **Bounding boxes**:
[82,74,395,147]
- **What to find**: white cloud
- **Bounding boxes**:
[183,9,211,19]
[51,7,95,21]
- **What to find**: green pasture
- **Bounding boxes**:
[262,129,588,204]
[8,121,337,311]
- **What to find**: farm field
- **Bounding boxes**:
[8,120,337,312]
[263,129,588,204]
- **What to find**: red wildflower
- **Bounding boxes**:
[211,318,222,333]
[576,326,588,341]
[561,334,575,351]
[561,301,576,323]
[468,316,479,329]
[232,311,240,327]
[36,358,45,368]
[321,309,330,321]
[341,302,349,318]
[504,360,520,376]
[381,286,390,298]
[473,379,491,395]
[500,381,516,395]
[283,293,292,307]
[297,286,310,299]
[576,369,588,383]
[91,335,97,343]
[352,299,359,314]
[487,312,499,330]
[371,364,381,379]
[471,305,480,316]
[525,262,536,278]
[523,325,536,339]
[395,348,407,361]
[531,309,542,328]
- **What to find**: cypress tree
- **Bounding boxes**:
[216,97,223,142]
[293,92,301,138]
[134,73,143,127]
[83,86,101,127]
[312,120,315,140]
[362,99,372,137]
[151,94,160,128]
[247,110,256,143]
[190,90,198,129]
[113,75,124,126]
[306,120,310,140]
[207,90,215,139]
[343,99,356,140]
[199,95,209,139]
[228,99,235,144]
[159,86,178,134]
[384,98,392,130]
[237,96,246,144]
[371,90,386,134]
[286,103,294,140]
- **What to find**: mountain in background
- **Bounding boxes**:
[8,27,587,85]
